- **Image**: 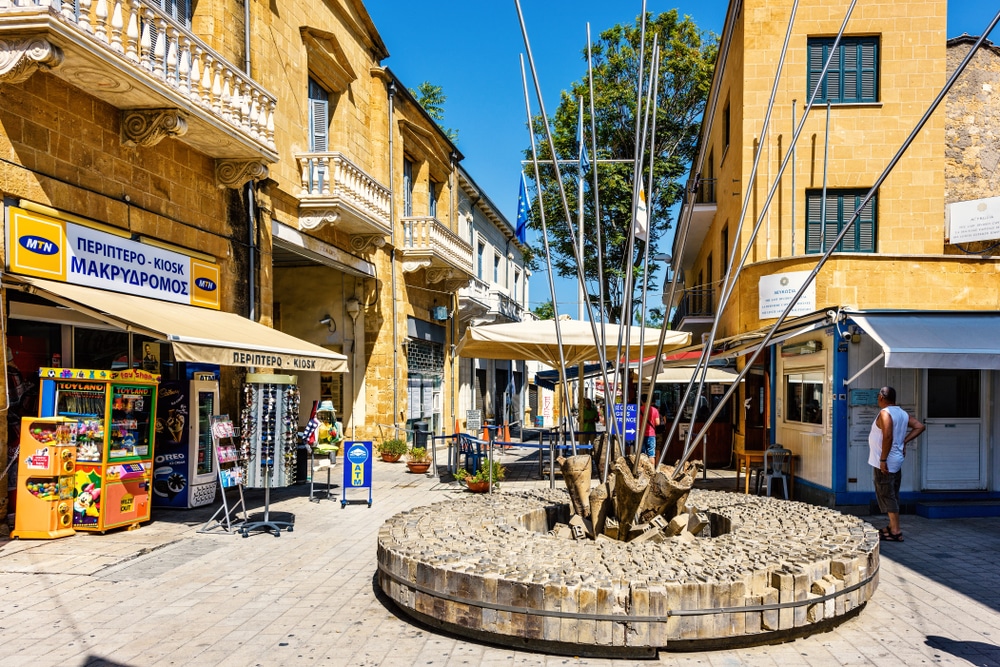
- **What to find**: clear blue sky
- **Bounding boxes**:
[366,1,998,315]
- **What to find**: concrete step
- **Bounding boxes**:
[915,500,1000,519]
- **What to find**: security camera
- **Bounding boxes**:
[840,329,853,341]
[826,310,838,321]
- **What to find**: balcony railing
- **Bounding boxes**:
[670,287,715,330]
[295,152,391,235]
[0,0,277,161]
[492,290,522,322]
[400,216,474,279]
[690,177,717,204]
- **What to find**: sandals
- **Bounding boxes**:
[878,527,904,542]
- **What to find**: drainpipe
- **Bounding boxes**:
[449,151,458,438]
[388,79,399,427]
[246,180,256,321]
[243,0,251,75]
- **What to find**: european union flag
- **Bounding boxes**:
[516,173,530,244]
[579,119,590,175]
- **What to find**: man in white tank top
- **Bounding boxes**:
[868,386,925,542]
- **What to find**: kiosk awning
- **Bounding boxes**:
[850,312,1000,370]
[5,276,348,373]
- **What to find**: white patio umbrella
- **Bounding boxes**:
[455,319,690,367]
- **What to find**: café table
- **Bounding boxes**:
[734,446,795,498]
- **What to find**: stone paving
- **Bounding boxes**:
[0,443,998,666]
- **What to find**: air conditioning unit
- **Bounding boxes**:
[431,306,449,321]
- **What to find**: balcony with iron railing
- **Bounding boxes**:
[294,152,391,237]
[0,0,277,166]
[670,287,715,331]
[676,177,718,272]
[400,216,474,287]
[492,290,523,322]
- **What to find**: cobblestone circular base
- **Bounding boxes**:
[377,488,879,656]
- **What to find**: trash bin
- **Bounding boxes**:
[412,422,429,450]
[295,434,310,483]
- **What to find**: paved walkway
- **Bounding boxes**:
[1,444,999,666]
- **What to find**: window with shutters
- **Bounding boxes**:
[807,37,879,104]
[477,242,486,280]
[308,78,329,151]
[307,78,330,191]
[403,159,414,217]
[805,189,877,253]
[429,179,439,218]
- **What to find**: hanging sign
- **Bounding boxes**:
[6,206,221,309]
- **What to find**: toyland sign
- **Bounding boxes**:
[6,206,221,309]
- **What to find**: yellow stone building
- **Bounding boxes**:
[0,0,515,526]
[670,0,1000,513]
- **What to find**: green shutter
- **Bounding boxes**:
[807,37,879,103]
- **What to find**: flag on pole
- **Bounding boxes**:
[578,115,590,175]
[515,173,530,244]
[634,187,649,241]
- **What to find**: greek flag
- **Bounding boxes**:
[515,173,530,244]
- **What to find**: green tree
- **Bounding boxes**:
[532,300,555,320]
[410,81,459,143]
[525,11,716,324]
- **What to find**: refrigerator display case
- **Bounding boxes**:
[38,368,159,532]
[153,374,220,508]
[10,417,78,540]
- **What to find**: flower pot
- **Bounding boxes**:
[465,480,491,493]
[407,461,431,474]
[381,453,402,462]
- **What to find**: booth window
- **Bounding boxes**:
[785,370,823,424]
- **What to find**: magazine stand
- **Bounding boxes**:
[198,416,247,534]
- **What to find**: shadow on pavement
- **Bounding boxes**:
[925,635,1000,666]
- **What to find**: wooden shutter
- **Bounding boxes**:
[308,79,329,152]
[860,40,878,102]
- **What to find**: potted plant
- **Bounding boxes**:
[406,446,431,474]
[376,438,408,462]
[454,459,505,492]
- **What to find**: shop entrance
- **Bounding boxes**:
[921,368,986,491]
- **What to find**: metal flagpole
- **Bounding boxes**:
[518,53,575,470]
[514,0,625,457]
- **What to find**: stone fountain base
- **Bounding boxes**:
[377,488,879,657]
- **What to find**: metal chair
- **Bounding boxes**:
[758,445,791,499]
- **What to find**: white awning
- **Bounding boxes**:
[5,275,348,373]
[651,366,742,384]
[850,312,1000,370]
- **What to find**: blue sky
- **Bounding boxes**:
[366,1,998,314]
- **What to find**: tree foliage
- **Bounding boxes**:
[410,81,459,143]
[524,11,716,324]
[532,300,555,321]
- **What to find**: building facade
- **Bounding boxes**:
[0,0,508,527]
[455,167,529,431]
[671,0,1000,513]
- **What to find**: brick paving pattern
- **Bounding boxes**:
[1,443,998,666]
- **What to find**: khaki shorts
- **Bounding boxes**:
[873,468,902,514]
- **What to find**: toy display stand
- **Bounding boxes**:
[309,443,339,502]
[198,416,247,535]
